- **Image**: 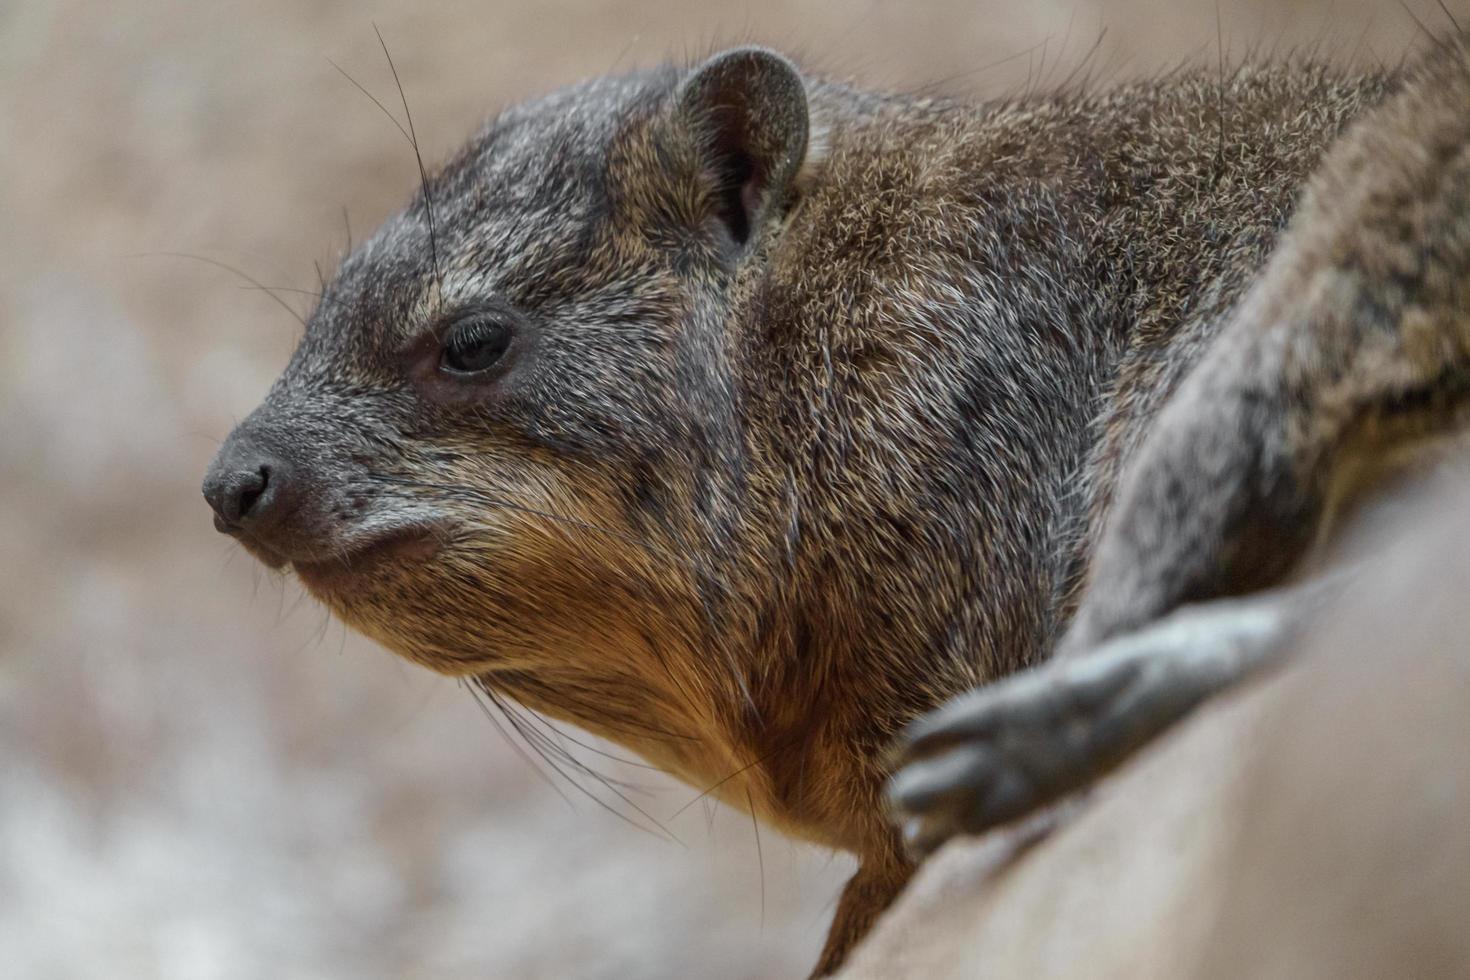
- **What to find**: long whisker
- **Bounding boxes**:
[670,741,788,820]
[373,23,443,303]
[141,251,306,327]
[523,711,667,772]
[462,678,573,807]
[326,56,413,145]
[1057,26,1109,94]
[746,786,766,931]
[1400,0,1456,51]
[236,283,342,309]
[1437,0,1464,37]
[907,37,1050,98]
[480,682,682,844]
[492,691,657,794]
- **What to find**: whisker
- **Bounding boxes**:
[1057,26,1109,94]
[142,251,306,327]
[670,742,788,820]
[313,605,333,649]
[525,711,667,772]
[1436,0,1464,37]
[907,37,1049,98]
[1215,0,1228,175]
[373,22,444,304]
[498,696,657,797]
[482,683,681,844]
[236,283,340,307]
[746,786,766,932]
[1400,0,1456,51]
[282,583,313,623]
[489,689,647,791]
[326,56,413,145]
[462,678,574,807]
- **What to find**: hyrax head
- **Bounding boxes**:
[203,49,812,682]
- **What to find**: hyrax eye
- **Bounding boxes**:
[440,316,513,375]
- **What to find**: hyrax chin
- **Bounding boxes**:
[205,41,1419,974]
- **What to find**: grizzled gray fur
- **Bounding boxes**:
[204,40,1470,976]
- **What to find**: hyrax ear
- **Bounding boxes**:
[675,47,810,248]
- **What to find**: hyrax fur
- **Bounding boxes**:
[204,39,1470,975]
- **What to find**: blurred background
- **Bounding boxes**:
[0,1,1456,977]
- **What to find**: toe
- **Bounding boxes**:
[958,767,1038,833]
[900,814,954,857]
[899,688,999,757]
[900,671,1063,757]
[888,743,997,815]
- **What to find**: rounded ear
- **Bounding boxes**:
[675,47,810,247]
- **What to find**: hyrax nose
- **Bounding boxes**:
[202,435,291,533]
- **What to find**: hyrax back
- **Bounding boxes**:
[204,47,1390,974]
[895,41,1470,865]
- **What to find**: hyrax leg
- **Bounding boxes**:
[892,569,1375,855]
[891,589,1315,855]
[891,39,1470,852]
[811,860,913,977]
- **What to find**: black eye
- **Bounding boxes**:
[440,316,513,375]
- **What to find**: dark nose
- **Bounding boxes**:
[202,436,289,533]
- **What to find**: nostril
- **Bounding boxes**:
[204,440,290,532]
[236,465,270,520]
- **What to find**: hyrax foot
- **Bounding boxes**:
[888,599,1294,856]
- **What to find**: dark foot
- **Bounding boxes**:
[888,600,1289,857]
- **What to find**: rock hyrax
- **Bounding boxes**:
[204,40,1470,974]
